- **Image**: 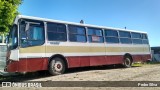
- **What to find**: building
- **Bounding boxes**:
[151,47,160,62]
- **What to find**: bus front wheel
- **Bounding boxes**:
[49,57,66,75]
[123,56,132,68]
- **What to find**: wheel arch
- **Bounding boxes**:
[48,54,68,69]
[124,53,133,63]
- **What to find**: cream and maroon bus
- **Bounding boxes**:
[5,15,151,75]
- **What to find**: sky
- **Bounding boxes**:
[18,0,160,47]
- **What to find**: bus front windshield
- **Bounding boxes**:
[8,25,18,50]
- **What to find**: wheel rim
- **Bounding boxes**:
[125,58,131,66]
[54,61,63,72]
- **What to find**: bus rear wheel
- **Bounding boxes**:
[123,56,132,68]
[49,57,66,75]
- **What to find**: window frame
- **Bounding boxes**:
[132,39,142,44]
[8,24,18,50]
[131,32,142,44]
[104,29,119,44]
[26,24,45,41]
[131,32,142,39]
[87,27,104,43]
[142,34,148,40]
[68,25,87,42]
[47,22,67,42]
[141,33,149,44]
[20,21,45,48]
[119,31,132,44]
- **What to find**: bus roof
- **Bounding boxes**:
[15,15,147,34]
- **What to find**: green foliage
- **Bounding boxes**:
[132,62,142,67]
[0,0,22,34]
[132,61,160,67]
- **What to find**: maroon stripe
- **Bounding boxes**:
[7,58,49,72]
[6,54,151,72]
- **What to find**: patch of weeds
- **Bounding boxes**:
[145,61,160,64]
[0,75,12,81]
[132,62,143,67]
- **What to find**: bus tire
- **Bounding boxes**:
[49,57,66,75]
[123,56,132,68]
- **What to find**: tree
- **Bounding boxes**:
[0,0,22,33]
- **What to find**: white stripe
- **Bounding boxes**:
[46,42,150,47]
[10,49,19,61]
[19,53,45,58]
[19,52,151,58]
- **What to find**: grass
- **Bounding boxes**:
[132,62,143,67]
[132,61,160,67]
[0,76,11,80]
[145,61,160,64]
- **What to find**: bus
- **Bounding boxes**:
[5,15,151,75]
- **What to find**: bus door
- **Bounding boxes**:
[19,20,46,72]
[6,24,19,72]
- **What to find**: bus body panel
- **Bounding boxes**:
[6,43,151,72]
[6,58,48,72]
[6,54,151,72]
[9,49,19,61]
[5,15,152,73]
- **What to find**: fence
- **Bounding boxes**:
[0,43,7,71]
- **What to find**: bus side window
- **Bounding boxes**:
[68,25,87,42]
[105,29,119,43]
[119,31,132,44]
[142,34,149,44]
[26,24,45,46]
[47,22,67,41]
[131,32,142,44]
[20,22,45,47]
[87,28,104,43]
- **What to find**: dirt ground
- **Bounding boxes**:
[30,64,160,81]
[1,64,160,90]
